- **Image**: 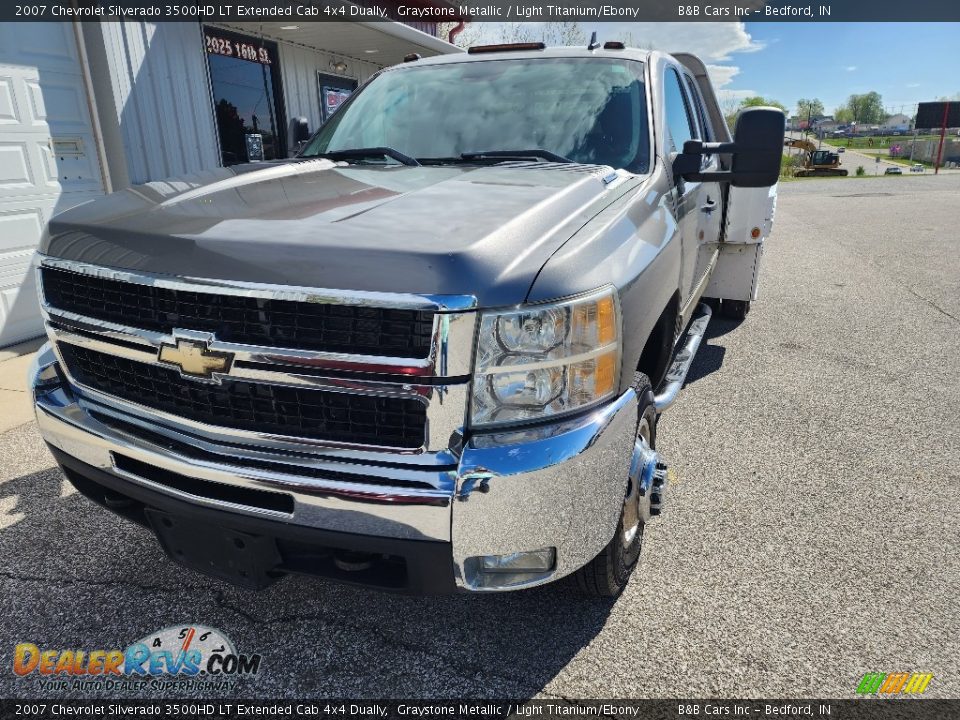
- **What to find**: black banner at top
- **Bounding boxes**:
[3,0,960,22]
[0,700,959,720]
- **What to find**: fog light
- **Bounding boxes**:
[482,548,554,572]
[464,548,556,590]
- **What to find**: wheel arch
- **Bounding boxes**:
[634,291,680,390]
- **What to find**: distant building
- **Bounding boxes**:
[881,114,911,132]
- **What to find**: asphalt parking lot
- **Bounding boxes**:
[1,174,958,700]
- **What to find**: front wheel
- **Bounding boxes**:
[574,373,659,598]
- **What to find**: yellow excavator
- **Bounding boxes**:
[784,138,848,177]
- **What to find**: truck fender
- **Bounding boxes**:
[526,175,682,393]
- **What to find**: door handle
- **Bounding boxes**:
[701,197,717,213]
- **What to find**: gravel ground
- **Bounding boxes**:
[0,175,957,700]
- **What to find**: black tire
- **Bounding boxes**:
[574,372,657,598]
[721,299,750,321]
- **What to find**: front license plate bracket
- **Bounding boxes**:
[146,509,283,590]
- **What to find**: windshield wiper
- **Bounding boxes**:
[459,149,574,164]
[314,147,420,167]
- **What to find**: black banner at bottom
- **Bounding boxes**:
[1,700,958,720]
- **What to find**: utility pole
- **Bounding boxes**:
[934,102,950,175]
[908,103,918,161]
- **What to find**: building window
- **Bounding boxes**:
[204,28,285,165]
[317,73,358,123]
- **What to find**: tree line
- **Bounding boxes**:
[734,92,960,127]
[727,93,889,126]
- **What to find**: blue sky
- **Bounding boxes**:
[726,23,960,115]
[467,22,960,117]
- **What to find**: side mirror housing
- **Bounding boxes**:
[672,107,785,187]
[729,107,786,186]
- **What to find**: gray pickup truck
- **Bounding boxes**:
[29,43,784,597]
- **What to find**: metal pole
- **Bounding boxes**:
[934,102,949,175]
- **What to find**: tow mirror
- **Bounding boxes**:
[672,107,785,188]
[729,107,786,186]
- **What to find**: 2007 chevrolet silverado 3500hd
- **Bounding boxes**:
[30,44,785,596]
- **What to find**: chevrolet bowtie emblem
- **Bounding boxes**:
[158,338,233,380]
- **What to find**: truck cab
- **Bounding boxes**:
[30,43,784,597]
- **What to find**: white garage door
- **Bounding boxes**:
[0,22,105,347]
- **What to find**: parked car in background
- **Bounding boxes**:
[884,166,902,175]
[911,164,925,172]
[838,147,845,153]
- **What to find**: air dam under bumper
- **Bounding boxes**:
[31,343,638,593]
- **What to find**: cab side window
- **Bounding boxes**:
[663,68,698,154]
[684,75,712,142]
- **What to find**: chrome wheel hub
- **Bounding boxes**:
[622,418,668,547]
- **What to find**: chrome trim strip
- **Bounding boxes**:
[39,255,477,311]
[109,457,294,521]
[50,325,437,399]
[105,445,451,504]
[86,400,456,490]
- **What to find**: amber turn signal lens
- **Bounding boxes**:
[597,296,616,345]
[595,350,618,397]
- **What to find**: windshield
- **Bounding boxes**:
[301,57,649,173]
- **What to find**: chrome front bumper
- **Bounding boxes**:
[31,343,637,592]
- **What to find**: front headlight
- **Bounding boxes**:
[470,287,621,428]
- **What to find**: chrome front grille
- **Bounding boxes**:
[41,265,436,358]
[59,343,429,449]
[39,257,476,463]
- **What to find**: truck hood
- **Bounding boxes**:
[43,159,627,307]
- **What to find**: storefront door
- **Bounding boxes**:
[204,28,285,165]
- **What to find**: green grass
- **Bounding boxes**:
[826,135,942,149]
